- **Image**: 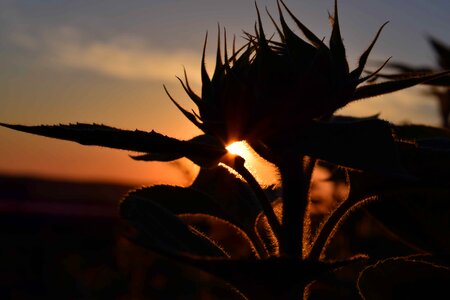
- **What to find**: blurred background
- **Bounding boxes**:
[0,0,449,298]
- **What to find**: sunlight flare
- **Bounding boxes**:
[226,141,249,158]
[225,141,280,186]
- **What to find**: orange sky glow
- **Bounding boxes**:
[1,0,449,186]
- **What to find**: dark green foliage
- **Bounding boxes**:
[2,1,450,299]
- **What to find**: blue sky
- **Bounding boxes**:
[1,0,449,184]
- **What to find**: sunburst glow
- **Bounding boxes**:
[226,141,249,158]
[226,141,280,186]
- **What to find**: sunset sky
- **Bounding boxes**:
[1,0,449,186]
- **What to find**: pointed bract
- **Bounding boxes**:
[350,22,389,81]
[352,71,450,101]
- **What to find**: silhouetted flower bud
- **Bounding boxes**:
[169,0,444,146]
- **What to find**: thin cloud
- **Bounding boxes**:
[7,27,442,127]
[10,27,206,85]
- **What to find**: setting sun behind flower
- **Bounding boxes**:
[226,141,279,186]
[226,141,248,157]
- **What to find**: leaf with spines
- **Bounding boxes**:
[201,32,213,104]
[351,70,450,100]
[370,71,450,86]
[163,85,205,131]
[329,0,349,79]
[270,7,316,70]
[349,21,389,82]
[0,123,227,168]
[278,0,325,48]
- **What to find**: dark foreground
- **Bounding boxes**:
[0,174,239,299]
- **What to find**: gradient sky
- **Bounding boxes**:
[1,0,449,186]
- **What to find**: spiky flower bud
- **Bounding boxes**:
[169,0,446,147]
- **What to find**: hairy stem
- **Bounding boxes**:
[278,154,312,258]
[229,156,283,253]
[308,184,444,260]
[307,192,364,260]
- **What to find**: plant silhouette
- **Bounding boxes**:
[375,36,450,128]
[2,1,450,299]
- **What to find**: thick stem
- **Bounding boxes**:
[278,154,311,258]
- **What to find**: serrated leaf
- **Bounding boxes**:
[130,152,182,162]
[351,70,450,100]
[179,213,260,259]
[0,123,227,168]
[131,134,226,168]
[120,190,227,258]
[0,123,181,152]
[358,257,450,299]
[373,72,450,86]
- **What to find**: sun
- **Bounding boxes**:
[226,141,248,157]
[225,141,280,186]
